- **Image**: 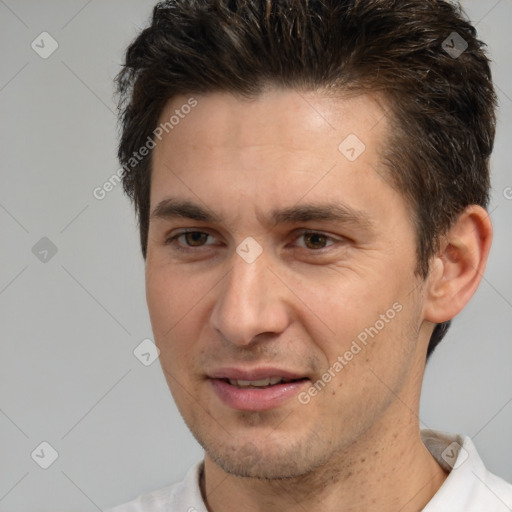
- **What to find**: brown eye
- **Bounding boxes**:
[303,232,329,249]
[183,232,209,246]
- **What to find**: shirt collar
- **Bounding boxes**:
[421,428,512,511]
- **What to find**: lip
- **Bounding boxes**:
[207,367,309,411]
[208,367,306,381]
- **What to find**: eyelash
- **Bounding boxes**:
[164,229,342,252]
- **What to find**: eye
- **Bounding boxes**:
[294,231,338,250]
[165,230,216,248]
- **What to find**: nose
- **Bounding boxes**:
[210,249,290,346]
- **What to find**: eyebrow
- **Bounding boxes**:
[268,203,374,230]
[150,198,221,223]
[150,197,375,231]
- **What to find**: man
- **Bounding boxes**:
[107,0,512,510]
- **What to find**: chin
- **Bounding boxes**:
[199,432,334,480]
[212,451,311,480]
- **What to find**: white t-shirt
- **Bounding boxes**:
[105,429,512,511]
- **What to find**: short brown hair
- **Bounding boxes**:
[115,0,497,358]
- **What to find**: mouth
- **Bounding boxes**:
[207,368,310,411]
[224,376,307,388]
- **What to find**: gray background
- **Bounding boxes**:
[0,1,511,510]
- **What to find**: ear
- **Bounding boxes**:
[424,205,493,323]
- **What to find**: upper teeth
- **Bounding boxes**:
[228,377,291,387]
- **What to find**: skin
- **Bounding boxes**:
[145,88,492,512]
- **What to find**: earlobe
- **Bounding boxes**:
[424,205,493,324]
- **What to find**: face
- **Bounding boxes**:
[146,88,431,479]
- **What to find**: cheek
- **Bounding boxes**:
[146,268,188,353]
[145,270,172,337]
[305,282,420,405]
[298,268,405,352]
[146,262,198,330]
[145,265,212,372]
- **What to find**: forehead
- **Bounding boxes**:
[149,88,401,227]
[155,88,389,154]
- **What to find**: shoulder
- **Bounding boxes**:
[105,483,176,512]
[478,468,512,511]
[104,461,205,512]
